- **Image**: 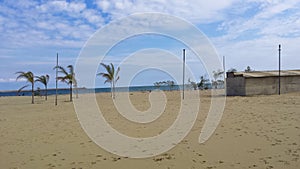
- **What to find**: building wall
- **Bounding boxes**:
[245,75,300,95]
[245,77,278,95]
[226,76,245,96]
[280,75,300,93]
[226,75,300,96]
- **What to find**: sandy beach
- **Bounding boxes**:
[0,90,299,169]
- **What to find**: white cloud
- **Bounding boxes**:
[96,0,112,11]
[218,0,300,38]
[69,1,87,13]
[0,78,25,83]
[0,0,300,90]
[254,0,299,19]
[95,0,236,23]
[208,0,300,72]
[0,0,103,49]
[38,1,87,13]
[213,34,300,72]
[82,9,105,26]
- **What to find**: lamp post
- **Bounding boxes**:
[55,53,58,105]
[278,44,281,95]
[182,49,185,100]
[223,55,226,78]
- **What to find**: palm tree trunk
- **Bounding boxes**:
[112,80,115,99]
[70,82,73,101]
[111,83,113,99]
[75,85,78,98]
[45,85,47,100]
[31,83,34,104]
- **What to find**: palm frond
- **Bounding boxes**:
[54,66,68,76]
[45,74,50,83]
[35,75,49,86]
[104,79,111,84]
[110,63,115,75]
[101,74,112,84]
[115,76,120,82]
[16,71,34,83]
[17,85,29,93]
[16,71,26,81]
[67,65,74,75]
[115,67,120,82]
[57,76,68,83]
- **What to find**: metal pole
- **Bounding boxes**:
[55,53,58,105]
[223,56,226,78]
[183,49,186,100]
[278,44,281,95]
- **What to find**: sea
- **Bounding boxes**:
[0,85,184,97]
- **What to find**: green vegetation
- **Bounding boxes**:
[212,69,224,89]
[55,65,76,101]
[98,63,120,99]
[153,80,175,90]
[245,66,254,72]
[35,74,50,100]
[227,68,237,73]
[16,71,35,104]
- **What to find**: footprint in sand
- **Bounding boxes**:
[112,157,121,162]
[200,160,206,164]
[153,153,174,162]
[96,154,102,158]
[196,153,203,156]
[248,164,257,168]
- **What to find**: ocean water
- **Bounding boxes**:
[0,85,182,97]
[0,83,216,97]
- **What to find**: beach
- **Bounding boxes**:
[0,90,299,169]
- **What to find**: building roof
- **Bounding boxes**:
[229,69,300,78]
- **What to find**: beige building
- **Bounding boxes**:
[226,70,300,96]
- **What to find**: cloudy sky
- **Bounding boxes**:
[0,0,300,90]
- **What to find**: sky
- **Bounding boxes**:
[0,0,300,90]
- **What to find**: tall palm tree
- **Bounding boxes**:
[55,65,76,101]
[73,72,79,99]
[16,71,35,104]
[212,69,224,89]
[35,74,50,100]
[97,63,120,99]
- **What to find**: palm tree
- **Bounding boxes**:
[227,68,237,73]
[97,63,120,99]
[154,82,161,89]
[55,65,76,101]
[212,69,224,89]
[35,75,50,100]
[188,78,198,90]
[73,72,79,99]
[166,80,175,91]
[198,75,209,90]
[16,71,35,104]
[245,66,254,72]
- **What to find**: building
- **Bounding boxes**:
[226,70,300,96]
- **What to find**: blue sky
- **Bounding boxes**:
[0,0,300,90]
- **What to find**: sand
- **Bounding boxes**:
[0,90,299,169]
